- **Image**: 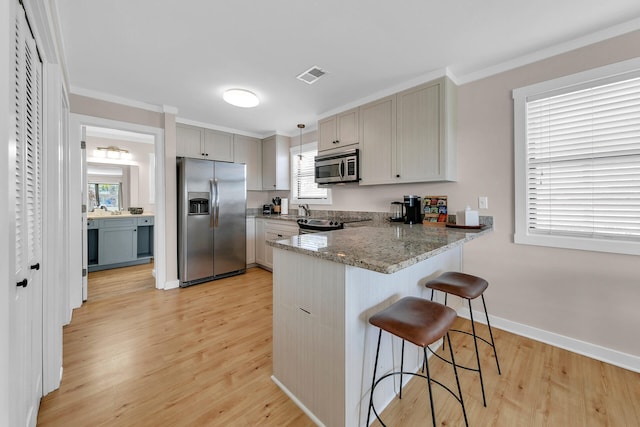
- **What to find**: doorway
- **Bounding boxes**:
[70,114,166,308]
[84,125,157,300]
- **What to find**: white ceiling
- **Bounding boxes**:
[55,0,640,137]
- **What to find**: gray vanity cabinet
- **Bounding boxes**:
[98,218,138,266]
[88,216,154,272]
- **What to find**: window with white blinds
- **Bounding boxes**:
[514,59,640,255]
[290,142,331,204]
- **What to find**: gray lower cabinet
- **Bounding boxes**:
[88,216,154,272]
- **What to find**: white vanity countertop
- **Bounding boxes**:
[87,212,154,219]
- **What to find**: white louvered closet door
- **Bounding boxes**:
[13,3,44,426]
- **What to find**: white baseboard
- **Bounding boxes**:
[457,307,640,373]
[163,279,180,290]
[271,375,326,427]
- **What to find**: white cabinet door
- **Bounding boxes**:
[177,125,234,161]
[317,108,359,152]
[176,124,204,158]
[255,218,266,266]
[262,135,290,190]
[396,81,443,182]
[359,95,396,185]
[246,217,256,264]
[234,134,262,190]
[204,129,233,162]
[260,220,298,270]
[317,115,337,152]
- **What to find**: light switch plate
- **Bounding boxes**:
[478,196,488,209]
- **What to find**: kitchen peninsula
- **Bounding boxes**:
[268,224,491,427]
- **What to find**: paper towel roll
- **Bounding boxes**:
[281,198,289,215]
[457,206,479,226]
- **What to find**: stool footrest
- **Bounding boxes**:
[450,327,496,349]
[372,369,465,405]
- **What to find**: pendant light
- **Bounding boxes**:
[297,123,305,159]
[296,124,305,194]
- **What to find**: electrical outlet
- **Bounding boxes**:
[478,196,488,209]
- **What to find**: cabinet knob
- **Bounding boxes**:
[30,263,40,270]
[17,279,28,288]
[396,174,400,178]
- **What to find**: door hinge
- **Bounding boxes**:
[82,268,87,277]
[82,204,87,213]
[81,140,86,149]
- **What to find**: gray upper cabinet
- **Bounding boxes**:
[359,95,396,186]
[204,129,233,162]
[395,78,456,182]
[262,134,290,190]
[317,107,359,152]
[359,76,457,185]
[176,124,233,161]
[233,134,262,191]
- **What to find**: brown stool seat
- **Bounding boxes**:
[369,297,457,347]
[426,271,488,299]
[367,296,468,427]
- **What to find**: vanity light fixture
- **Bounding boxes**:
[223,89,259,108]
[93,146,132,160]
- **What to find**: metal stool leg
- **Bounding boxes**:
[422,347,437,427]
[469,298,487,407]
[399,339,405,399]
[482,294,501,375]
[367,329,382,427]
[447,332,469,427]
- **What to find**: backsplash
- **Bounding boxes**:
[248,208,493,228]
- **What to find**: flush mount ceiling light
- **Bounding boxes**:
[223,89,259,108]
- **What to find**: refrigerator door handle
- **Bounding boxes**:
[214,178,220,227]
[209,178,215,228]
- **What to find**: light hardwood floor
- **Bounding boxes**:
[38,264,640,426]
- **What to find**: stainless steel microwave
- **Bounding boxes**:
[314,149,359,184]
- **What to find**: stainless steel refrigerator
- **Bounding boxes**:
[177,157,246,287]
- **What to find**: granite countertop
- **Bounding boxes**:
[267,224,492,274]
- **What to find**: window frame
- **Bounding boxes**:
[513,57,640,256]
[290,142,332,205]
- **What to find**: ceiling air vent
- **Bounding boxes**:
[296,66,327,85]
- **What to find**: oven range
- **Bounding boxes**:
[297,218,345,234]
[296,217,372,234]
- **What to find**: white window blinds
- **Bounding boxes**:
[524,73,640,241]
[291,143,328,201]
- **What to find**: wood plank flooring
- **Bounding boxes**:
[38,264,640,426]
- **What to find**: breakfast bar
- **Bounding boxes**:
[268,223,492,427]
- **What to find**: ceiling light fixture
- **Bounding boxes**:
[297,124,305,191]
[93,146,132,160]
[223,89,259,108]
[297,123,305,160]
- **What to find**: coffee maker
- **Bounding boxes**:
[403,195,422,224]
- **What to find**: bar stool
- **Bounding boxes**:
[425,271,501,407]
[367,296,468,427]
